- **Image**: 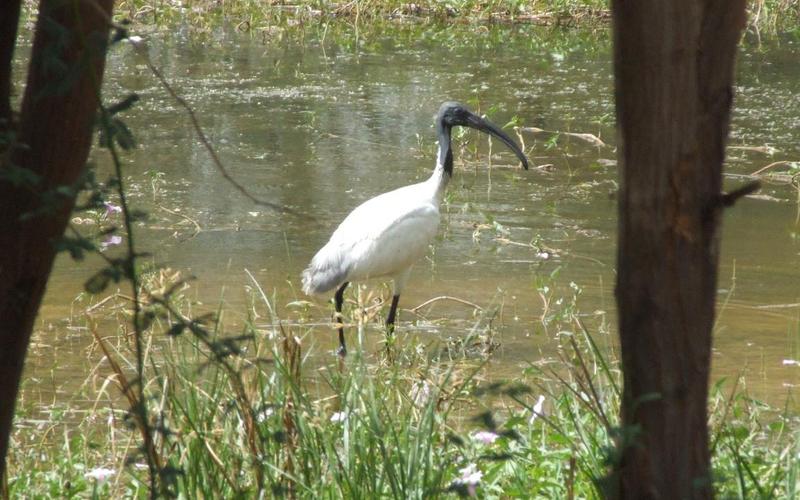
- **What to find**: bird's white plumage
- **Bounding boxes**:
[301,102,528,357]
[302,172,444,296]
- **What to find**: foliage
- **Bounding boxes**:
[7,271,799,498]
[5,5,799,498]
[104,0,800,35]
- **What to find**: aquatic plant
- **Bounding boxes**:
[7,272,798,498]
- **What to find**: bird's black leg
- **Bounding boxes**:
[385,294,401,335]
[334,282,349,357]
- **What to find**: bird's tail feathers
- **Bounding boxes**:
[302,259,350,296]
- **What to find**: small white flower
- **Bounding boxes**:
[529,395,546,424]
[330,411,347,423]
[453,464,483,486]
[84,467,115,484]
[471,430,499,445]
[256,407,274,423]
[410,380,432,408]
[127,36,145,48]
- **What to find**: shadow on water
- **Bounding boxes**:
[20,24,800,412]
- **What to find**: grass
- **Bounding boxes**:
[101,0,799,36]
[112,0,608,28]
[8,1,799,496]
[6,268,799,498]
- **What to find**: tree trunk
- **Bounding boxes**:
[0,0,22,132]
[0,0,115,478]
[609,0,745,499]
[610,1,747,498]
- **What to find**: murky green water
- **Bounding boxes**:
[21,26,800,412]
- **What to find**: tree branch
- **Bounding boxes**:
[719,180,761,207]
[128,38,315,221]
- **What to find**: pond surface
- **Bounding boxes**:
[22,25,800,412]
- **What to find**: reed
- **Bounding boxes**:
[6,272,797,498]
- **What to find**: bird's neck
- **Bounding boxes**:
[428,124,453,201]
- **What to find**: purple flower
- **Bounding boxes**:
[84,467,115,484]
[471,430,499,445]
[104,202,122,216]
[100,235,123,250]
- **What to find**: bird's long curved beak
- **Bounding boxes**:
[466,113,529,170]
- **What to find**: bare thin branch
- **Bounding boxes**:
[130,40,314,221]
[410,295,484,313]
[719,181,761,207]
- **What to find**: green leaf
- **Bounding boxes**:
[55,236,95,260]
[137,311,156,331]
[84,271,111,294]
[166,323,186,337]
[110,26,129,45]
[113,118,136,150]
[0,164,42,187]
[107,93,139,115]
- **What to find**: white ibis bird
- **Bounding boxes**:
[302,101,529,356]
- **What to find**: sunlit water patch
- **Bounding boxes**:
[16,26,800,415]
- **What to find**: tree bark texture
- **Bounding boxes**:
[0,0,114,478]
[611,1,747,498]
[0,0,22,131]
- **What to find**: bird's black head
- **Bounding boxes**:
[437,101,478,128]
[436,101,529,170]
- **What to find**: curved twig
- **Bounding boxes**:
[157,204,202,239]
[410,295,484,312]
[750,160,794,176]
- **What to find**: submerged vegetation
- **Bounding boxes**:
[8,268,799,497]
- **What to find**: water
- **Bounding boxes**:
[21,26,800,412]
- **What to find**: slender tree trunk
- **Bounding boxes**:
[0,0,22,132]
[610,1,747,498]
[0,0,114,478]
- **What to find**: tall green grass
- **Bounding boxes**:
[112,0,609,27]
[103,0,800,35]
[6,268,798,498]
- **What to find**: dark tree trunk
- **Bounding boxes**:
[0,0,22,132]
[0,0,115,478]
[610,1,747,498]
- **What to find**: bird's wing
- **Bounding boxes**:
[331,184,430,240]
[302,184,439,295]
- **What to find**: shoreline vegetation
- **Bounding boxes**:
[7,1,799,498]
[8,272,800,497]
[21,0,800,35]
